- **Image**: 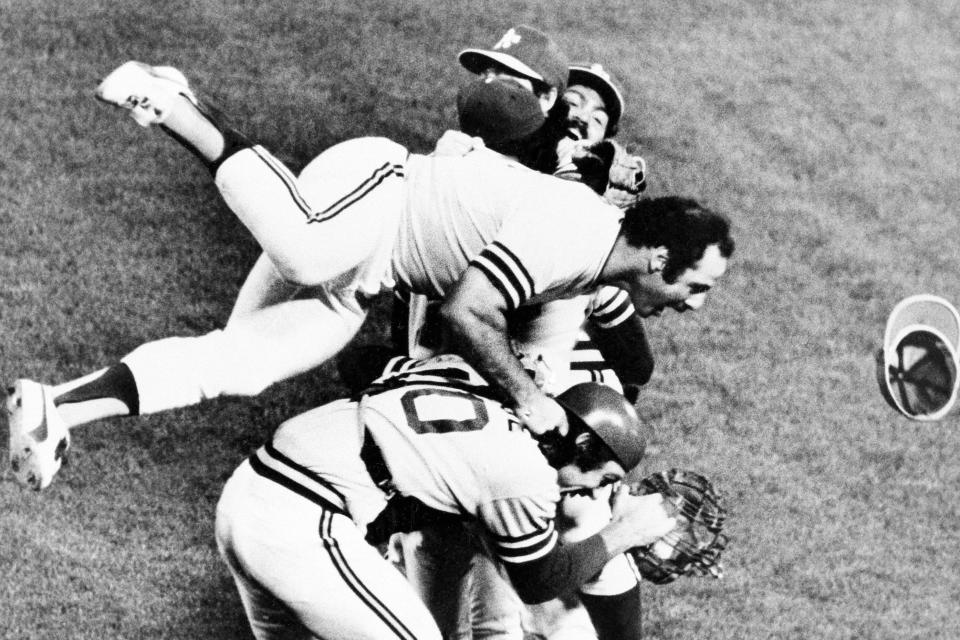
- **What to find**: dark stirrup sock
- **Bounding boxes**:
[55,363,141,416]
[159,97,254,175]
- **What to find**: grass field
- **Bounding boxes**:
[2,1,960,638]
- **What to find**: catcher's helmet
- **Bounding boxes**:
[627,469,727,585]
[877,294,960,421]
[556,382,645,470]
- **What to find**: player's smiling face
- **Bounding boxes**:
[562,84,609,145]
[557,459,626,497]
[631,244,728,318]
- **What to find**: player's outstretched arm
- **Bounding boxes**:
[440,267,569,436]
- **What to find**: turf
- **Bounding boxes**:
[2,1,960,638]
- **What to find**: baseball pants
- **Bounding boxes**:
[215,460,442,640]
[121,137,408,414]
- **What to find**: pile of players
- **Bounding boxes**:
[6,24,735,640]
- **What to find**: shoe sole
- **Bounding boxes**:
[6,380,69,491]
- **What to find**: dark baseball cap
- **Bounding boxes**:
[567,62,626,130]
[458,25,568,92]
[457,78,546,146]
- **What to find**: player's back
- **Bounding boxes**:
[394,147,616,300]
[358,356,556,518]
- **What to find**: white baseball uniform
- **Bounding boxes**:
[214,356,616,640]
[121,136,622,416]
[387,139,643,640]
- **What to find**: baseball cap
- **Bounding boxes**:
[457,78,545,146]
[458,25,569,92]
[567,62,626,130]
[877,294,960,420]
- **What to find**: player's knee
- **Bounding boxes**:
[195,329,278,397]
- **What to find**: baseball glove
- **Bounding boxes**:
[626,469,728,585]
[603,139,647,210]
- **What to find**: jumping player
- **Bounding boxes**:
[6,63,733,491]
[214,354,676,640]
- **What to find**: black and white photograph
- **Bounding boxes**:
[2,1,958,638]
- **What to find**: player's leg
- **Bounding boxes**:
[95,61,244,171]
[64,291,365,420]
[96,62,408,290]
[213,137,407,288]
[227,253,302,326]
[7,291,366,489]
[467,555,527,640]
[397,526,478,639]
[216,460,442,640]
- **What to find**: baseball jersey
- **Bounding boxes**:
[394,146,623,309]
[509,287,634,394]
[261,355,562,566]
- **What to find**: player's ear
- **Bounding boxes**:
[649,247,669,274]
[538,87,558,115]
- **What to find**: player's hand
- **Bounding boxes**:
[603,143,646,210]
[517,394,569,436]
[605,141,646,193]
[433,129,482,157]
[569,140,615,194]
[610,488,677,547]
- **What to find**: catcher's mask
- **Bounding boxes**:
[627,469,727,585]
[877,294,960,421]
[555,382,646,471]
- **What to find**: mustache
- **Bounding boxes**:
[566,117,588,139]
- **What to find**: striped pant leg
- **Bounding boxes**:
[214,137,407,287]
[216,462,441,640]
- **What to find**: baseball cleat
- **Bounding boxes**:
[6,379,70,491]
[95,61,198,127]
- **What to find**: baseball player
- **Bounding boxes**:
[6,62,733,491]
[214,354,676,640]
[365,62,662,640]
[457,24,569,117]
[400,57,653,402]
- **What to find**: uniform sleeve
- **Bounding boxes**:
[501,534,612,604]
[476,488,614,602]
[587,287,635,329]
[477,493,560,565]
[588,307,654,389]
[469,178,623,311]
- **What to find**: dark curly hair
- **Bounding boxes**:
[621,197,735,283]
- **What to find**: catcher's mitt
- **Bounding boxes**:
[626,469,728,585]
